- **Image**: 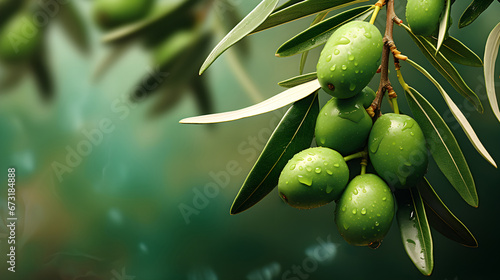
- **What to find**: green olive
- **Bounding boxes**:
[93,0,154,30]
[0,12,41,62]
[315,96,372,155]
[278,147,349,209]
[406,0,445,36]
[357,86,376,109]
[368,113,428,189]
[317,21,382,99]
[335,174,395,247]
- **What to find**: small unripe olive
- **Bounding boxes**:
[357,86,376,109]
[315,96,372,155]
[335,174,395,247]
[317,21,382,99]
[406,0,445,36]
[368,113,428,189]
[278,147,349,209]
[0,13,41,62]
[93,0,154,30]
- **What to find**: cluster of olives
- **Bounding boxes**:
[277,21,429,248]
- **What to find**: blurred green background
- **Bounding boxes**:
[0,0,499,279]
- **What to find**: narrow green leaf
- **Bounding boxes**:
[299,12,329,74]
[427,36,483,67]
[252,0,367,34]
[276,5,373,57]
[436,0,451,54]
[396,188,434,276]
[459,0,494,28]
[417,178,478,247]
[31,46,53,100]
[278,72,318,88]
[57,1,90,54]
[180,79,321,124]
[402,24,484,113]
[403,86,478,207]
[406,59,497,169]
[231,93,319,214]
[199,0,280,75]
[274,0,303,12]
[484,22,500,123]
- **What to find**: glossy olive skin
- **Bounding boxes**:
[368,113,428,189]
[315,96,372,155]
[406,0,445,36]
[317,21,382,99]
[357,86,376,109]
[93,0,154,30]
[0,13,41,62]
[278,147,349,209]
[335,174,395,247]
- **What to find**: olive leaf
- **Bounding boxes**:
[57,1,90,54]
[484,22,500,123]
[427,36,483,67]
[459,0,494,28]
[396,188,434,276]
[403,85,478,207]
[406,59,497,169]
[300,11,329,74]
[252,0,368,34]
[274,0,303,12]
[435,0,451,54]
[180,79,321,124]
[199,0,280,75]
[276,5,374,57]
[402,24,484,113]
[30,44,53,100]
[417,178,478,247]
[278,72,318,88]
[231,93,319,214]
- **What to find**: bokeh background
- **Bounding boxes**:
[0,0,499,279]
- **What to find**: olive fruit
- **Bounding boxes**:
[278,147,349,209]
[0,13,41,62]
[368,113,428,189]
[315,96,372,155]
[317,21,382,99]
[357,86,376,109]
[406,0,445,36]
[335,174,395,247]
[93,0,154,30]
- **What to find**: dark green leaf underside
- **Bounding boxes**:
[404,87,478,207]
[396,188,434,276]
[402,24,483,113]
[417,178,478,247]
[252,0,367,34]
[230,93,319,214]
[276,5,373,57]
[459,0,494,28]
[427,36,483,67]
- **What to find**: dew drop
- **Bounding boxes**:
[337,37,350,45]
[333,49,340,55]
[410,132,415,136]
[341,65,347,71]
[297,175,312,186]
[361,208,367,215]
[323,161,329,166]
[382,197,387,201]
[354,62,359,66]
[349,83,356,91]
[306,167,312,172]
[326,169,333,175]
[333,163,340,168]
[403,121,414,130]
[315,167,321,174]
[399,146,404,150]
[326,55,332,62]
[375,221,380,227]
[348,54,355,61]
[330,64,336,71]
[299,166,303,171]
[290,164,296,170]
[326,185,334,193]
[353,189,358,195]
[307,157,312,161]
[352,209,357,215]
[343,223,350,230]
[364,32,372,38]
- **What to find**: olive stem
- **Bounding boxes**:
[360,158,368,175]
[344,151,368,162]
[391,97,400,114]
[369,6,381,25]
[371,0,396,120]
